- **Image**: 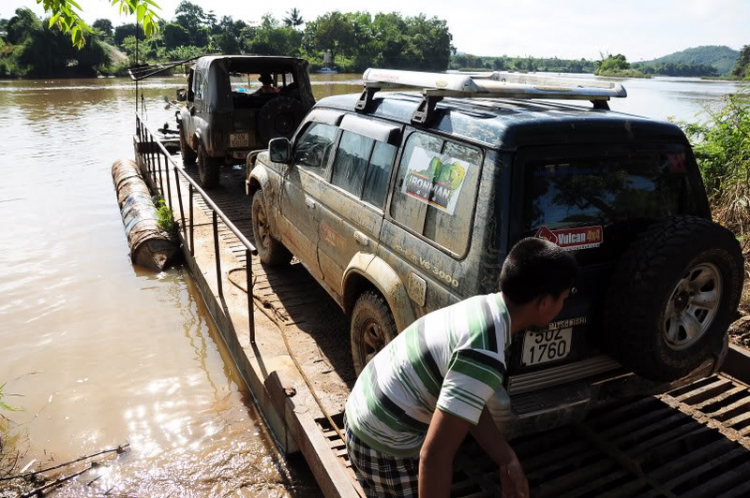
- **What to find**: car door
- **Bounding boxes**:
[315,114,402,296]
[279,110,342,281]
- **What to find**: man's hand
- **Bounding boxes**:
[499,452,529,498]
[469,408,529,498]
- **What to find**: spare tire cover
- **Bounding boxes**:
[602,216,744,382]
[257,96,305,145]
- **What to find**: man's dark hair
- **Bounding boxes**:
[499,237,578,305]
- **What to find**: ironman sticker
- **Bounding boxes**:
[535,225,603,251]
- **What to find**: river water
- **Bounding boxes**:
[0,72,745,496]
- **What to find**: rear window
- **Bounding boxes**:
[522,149,697,250]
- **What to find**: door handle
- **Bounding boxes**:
[305,197,315,210]
[354,231,369,247]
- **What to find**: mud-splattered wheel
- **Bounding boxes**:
[179,128,196,166]
[603,216,744,381]
[197,144,220,189]
[350,290,398,376]
[251,190,291,265]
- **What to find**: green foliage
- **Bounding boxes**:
[155,198,176,235]
[162,22,190,49]
[451,53,596,73]
[681,88,750,235]
[732,45,750,79]
[92,18,113,38]
[36,0,160,49]
[640,45,739,76]
[283,8,304,29]
[0,383,22,413]
[632,61,719,77]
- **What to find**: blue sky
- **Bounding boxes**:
[3,0,748,61]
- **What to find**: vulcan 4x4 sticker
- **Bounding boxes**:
[402,147,470,215]
[535,225,603,251]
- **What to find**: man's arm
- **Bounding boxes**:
[469,408,529,498]
[419,408,472,498]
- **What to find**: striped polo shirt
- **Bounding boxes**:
[345,293,510,458]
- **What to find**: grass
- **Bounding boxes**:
[155,197,176,236]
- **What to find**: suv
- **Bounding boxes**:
[245,69,744,437]
[177,55,315,188]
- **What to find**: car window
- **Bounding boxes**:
[390,131,482,256]
[293,123,338,169]
[362,142,397,208]
[331,131,375,197]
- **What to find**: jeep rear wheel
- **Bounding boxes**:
[603,216,744,381]
[197,144,220,189]
[251,191,291,265]
[257,97,306,144]
[180,129,196,166]
[350,290,398,376]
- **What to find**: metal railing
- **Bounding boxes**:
[135,113,258,344]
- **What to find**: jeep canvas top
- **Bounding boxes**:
[245,69,744,437]
[178,55,315,189]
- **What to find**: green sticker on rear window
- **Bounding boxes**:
[402,147,470,215]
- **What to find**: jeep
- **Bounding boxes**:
[177,55,315,188]
[244,69,744,437]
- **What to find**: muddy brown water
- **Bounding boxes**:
[0,72,744,496]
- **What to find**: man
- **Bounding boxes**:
[344,237,578,498]
[255,73,279,95]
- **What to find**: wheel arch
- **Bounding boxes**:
[343,254,417,333]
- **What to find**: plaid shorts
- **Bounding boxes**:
[344,416,420,497]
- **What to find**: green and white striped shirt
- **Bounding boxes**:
[345,293,510,457]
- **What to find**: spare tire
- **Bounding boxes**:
[603,216,743,382]
[257,97,305,145]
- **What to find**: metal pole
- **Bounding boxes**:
[161,152,172,209]
[155,134,164,197]
[189,184,194,255]
[174,168,187,244]
[247,249,255,345]
[213,211,223,298]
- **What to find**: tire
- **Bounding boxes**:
[251,190,292,265]
[180,128,196,166]
[197,143,220,189]
[350,290,398,376]
[257,97,306,145]
[603,216,744,381]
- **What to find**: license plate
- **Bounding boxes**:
[522,328,572,366]
[230,133,249,148]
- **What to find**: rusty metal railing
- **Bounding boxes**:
[135,113,258,344]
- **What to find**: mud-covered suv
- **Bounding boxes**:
[178,56,314,188]
[245,69,744,437]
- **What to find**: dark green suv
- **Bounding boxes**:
[245,69,744,437]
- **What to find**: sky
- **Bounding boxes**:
[2,0,748,61]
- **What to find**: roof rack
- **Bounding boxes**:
[357,68,627,124]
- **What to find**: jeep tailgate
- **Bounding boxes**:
[506,143,708,384]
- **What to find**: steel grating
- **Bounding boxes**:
[321,374,750,497]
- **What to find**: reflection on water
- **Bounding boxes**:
[0,72,743,495]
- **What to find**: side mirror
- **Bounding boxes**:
[269,138,292,164]
[189,106,196,116]
[176,88,187,102]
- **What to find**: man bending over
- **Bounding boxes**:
[344,237,578,498]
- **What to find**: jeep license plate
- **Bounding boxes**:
[230,133,249,148]
[522,328,572,366]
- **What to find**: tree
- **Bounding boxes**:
[162,23,191,49]
[5,7,41,44]
[174,1,205,32]
[313,11,353,66]
[731,45,750,79]
[114,23,144,46]
[92,18,113,38]
[36,0,159,49]
[283,8,304,29]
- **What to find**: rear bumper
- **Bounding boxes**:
[492,335,728,439]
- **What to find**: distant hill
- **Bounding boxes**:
[639,45,739,75]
